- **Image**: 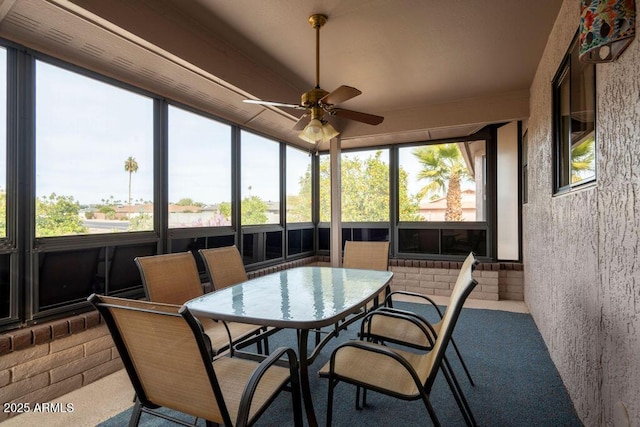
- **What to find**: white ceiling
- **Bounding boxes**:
[184,0,560,110]
[0,0,563,149]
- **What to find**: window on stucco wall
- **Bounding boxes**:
[552,33,596,194]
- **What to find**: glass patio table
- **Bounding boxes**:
[184,265,394,427]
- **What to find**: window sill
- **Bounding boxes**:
[553,180,596,198]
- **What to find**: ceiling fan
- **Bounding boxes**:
[243,14,384,144]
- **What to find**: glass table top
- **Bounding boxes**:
[185,266,393,329]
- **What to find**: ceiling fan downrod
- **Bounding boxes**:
[309,14,327,89]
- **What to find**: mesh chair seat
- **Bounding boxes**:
[319,342,434,397]
[363,307,440,350]
[199,319,266,356]
[214,356,291,420]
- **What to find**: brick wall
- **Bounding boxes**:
[388,260,523,301]
[499,265,525,300]
[0,312,122,422]
[317,257,525,302]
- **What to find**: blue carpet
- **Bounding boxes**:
[99,303,583,426]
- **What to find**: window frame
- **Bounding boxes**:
[0,44,19,327]
[394,128,496,260]
[316,126,498,261]
[166,102,235,231]
[33,57,157,239]
[552,33,597,195]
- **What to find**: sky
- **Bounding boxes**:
[32,60,310,206]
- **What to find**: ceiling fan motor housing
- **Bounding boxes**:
[302,88,330,120]
[301,87,329,107]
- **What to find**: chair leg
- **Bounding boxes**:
[262,327,270,354]
[128,397,143,427]
[441,357,477,427]
[450,336,474,386]
[327,379,336,427]
[354,385,370,410]
[418,391,441,427]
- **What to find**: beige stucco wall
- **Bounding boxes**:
[525,0,640,425]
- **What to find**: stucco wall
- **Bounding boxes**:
[525,1,640,425]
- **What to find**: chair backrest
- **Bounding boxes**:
[88,294,231,425]
[135,252,203,304]
[423,252,478,390]
[342,241,390,271]
[199,246,248,290]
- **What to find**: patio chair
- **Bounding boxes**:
[199,245,249,290]
[375,252,478,386]
[310,240,392,346]
[88,294,302,427]
[198,246,274,354]
[135,252,267,356]
[342,240,390,271]
[342,240,391,309]
[319,253,478,427]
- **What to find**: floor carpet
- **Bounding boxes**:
[99,302,583,426]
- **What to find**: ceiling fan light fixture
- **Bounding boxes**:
[299,118,323,142]
[298,119,339,144]
[321,122,339,140]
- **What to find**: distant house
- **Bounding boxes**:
[419,189,477,221]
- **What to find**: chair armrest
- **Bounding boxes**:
[384,291,445,319]
[328,340,424,393]
[360,308,437,349]
[236,346,300,426]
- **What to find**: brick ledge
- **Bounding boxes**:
[0,255,320,357]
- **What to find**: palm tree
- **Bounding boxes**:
[571,137,595,183]
[124,156,139,214]
[413,143,470,221]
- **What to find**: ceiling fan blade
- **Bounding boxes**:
[243,99,306,110]
[292,114,309,131]
[320,85,362,106]
[332,108,384,125]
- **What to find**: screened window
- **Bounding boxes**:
[168,105,232,228]
[0,47,7,320]
[522,130,528,204]
[341,149,389,222]
[318,154,331,222]
[286,146,311,223]
[553,34,596,193]
[0,47,6,239]
[241,131,280,225]
[399,141,486,222]
[35,61,154,237]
